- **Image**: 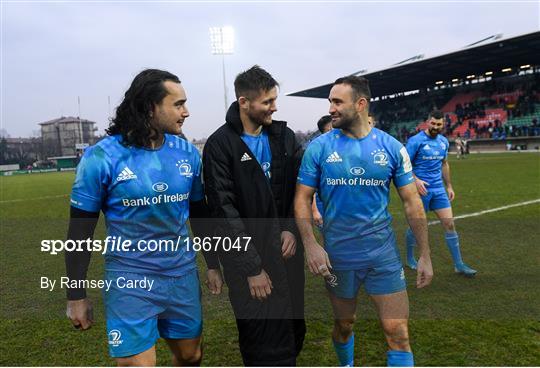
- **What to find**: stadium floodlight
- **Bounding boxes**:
[210,26,234,55]
[502,68,512,72]
[485,71,493,76]
[435,81,443,85]
[466,75,475,79]
[520,64,531,69]
[210,26,235,113]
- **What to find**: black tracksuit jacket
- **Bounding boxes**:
[202,101,305,365]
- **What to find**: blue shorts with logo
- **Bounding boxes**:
[325,258,406,298]
[420,187,451,211]
[104,268,202,358]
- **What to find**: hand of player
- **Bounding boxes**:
[312,208,323,227]
[66,298,93,330]
[205,268,223,295]
[415,179,429,196]
[281,231,297,259]
[416,254,434,288]
[305,241,332,277]
[247,269,273,301]
[447,186,455,201]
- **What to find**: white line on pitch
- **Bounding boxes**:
[0,194,69,204]
[427,198,540,225]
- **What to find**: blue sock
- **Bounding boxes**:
[387,350,414,367]
[406,228,416,260]
[333,333,354,366]
[445,231,463,265]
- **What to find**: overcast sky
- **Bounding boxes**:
[2,1,539,140]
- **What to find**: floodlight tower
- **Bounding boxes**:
[209,26,235,113]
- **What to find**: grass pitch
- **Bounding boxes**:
[1,152,539,366]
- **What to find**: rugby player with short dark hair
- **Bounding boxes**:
[295,75,433,367]
[405,110,477,276]
[317,114,333,134]
[202,65,306,366]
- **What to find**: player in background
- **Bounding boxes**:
[65,69,217,366]
[317,114,334,135]
[404,110,477,277]
[454,135,465,160]
[295,76,433,367]
[368,112,376,127]
[312,115,333,228]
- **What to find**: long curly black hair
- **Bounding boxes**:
[107,69,181,147]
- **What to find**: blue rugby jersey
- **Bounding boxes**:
[241,130,272,180]
[70,134,203,276]
[406,131,449,189]
[298,128,414,269]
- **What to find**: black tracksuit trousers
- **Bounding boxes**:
[224,249,306,366]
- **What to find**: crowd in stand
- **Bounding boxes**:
[454,101,486,121]
[396,126,415,142]
[372,90,451,129]
[454,118,540,143]
[507,93,537,118]
[466,119,505,139]
[373,74,540,143]
[497,118,540,138]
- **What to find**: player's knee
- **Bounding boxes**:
[116,354,156,367]
[334,316,356,337]
[381,320,410,351]
[442,220,455,232]
[174,346,202,366]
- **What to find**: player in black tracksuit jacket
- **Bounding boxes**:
[202,66,305,366]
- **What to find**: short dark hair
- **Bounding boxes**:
[334,75,371,102]
[430,110,444,120]
[107,69,180,147]
[234,65,279,100]
[317,115,332,133]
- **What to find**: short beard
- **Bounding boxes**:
[334,110,359,132]
[429,128,440,137]
[247,110,271,127]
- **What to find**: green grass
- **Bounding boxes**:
[1,152,539,366]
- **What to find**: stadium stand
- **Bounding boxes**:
[373,75,539,140]
[289,31,540,147]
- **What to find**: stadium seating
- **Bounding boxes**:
[392,120,420,136]
[416,120,429,131]
[441,91,483,112]
[452,123,471,138]
[506,104,540,126]
[375,73,539,142]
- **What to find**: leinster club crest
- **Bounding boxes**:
[176,160,193,177]
[325,273,338,287]
[108,329,123,347]
[371,149,388,166]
